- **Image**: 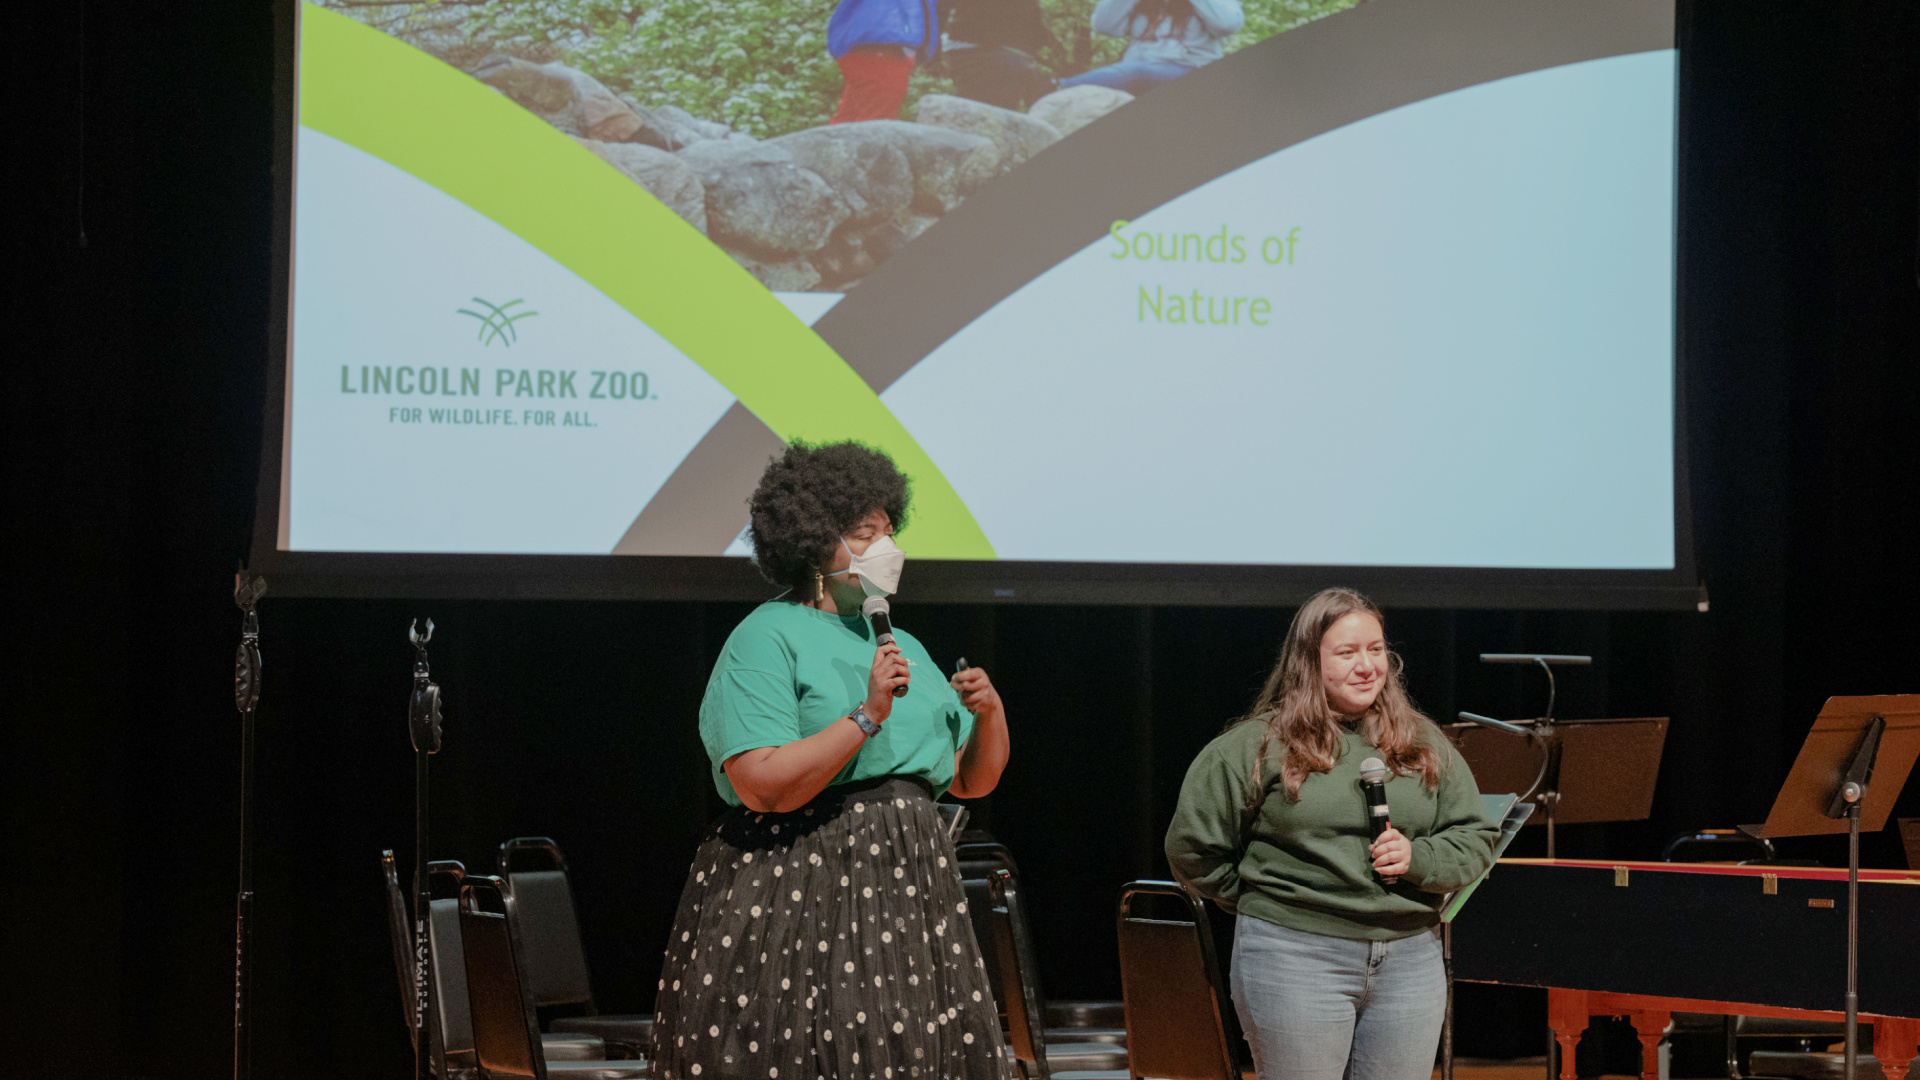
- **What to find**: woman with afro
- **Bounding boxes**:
[651,441,1012,1080]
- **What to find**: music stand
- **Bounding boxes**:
[1447,705,1666,1080]
[1444,718,1669,857]
[1742,696,1920,1080]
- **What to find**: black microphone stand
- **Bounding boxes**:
[1477,654,1591,858]
[1824,716,1883,1080]
[230,567,266,1080]
[408,619,445,1080]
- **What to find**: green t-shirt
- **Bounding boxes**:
[699,600,976,807]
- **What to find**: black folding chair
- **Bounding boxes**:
[459,875,648,1080]
[1114,881,1239,1080]
[958,846,1129,1079]
[498,838,654,1057]
[1734,1018,1900,1080]
[384,851,425,1046]
[382,851,610,1074]
[957,845,1127,1056]
[385,852,476,1074]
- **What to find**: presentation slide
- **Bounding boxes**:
[281,0,1677,570]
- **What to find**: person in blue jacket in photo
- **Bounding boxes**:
[1060,0,1244,95]
[827,0,941,122]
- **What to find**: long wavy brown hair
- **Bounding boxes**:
[1241,587,1445,805]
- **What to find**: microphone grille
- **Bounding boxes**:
[861,595,890,619]
[1359,757,1389,782]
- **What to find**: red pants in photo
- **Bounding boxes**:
[831,48,917,124]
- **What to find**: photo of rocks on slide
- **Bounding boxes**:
[323,0,1359,292]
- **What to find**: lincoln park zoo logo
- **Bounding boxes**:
[456,297,538,346]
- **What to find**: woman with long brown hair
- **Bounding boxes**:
[1165,587,1497,1080]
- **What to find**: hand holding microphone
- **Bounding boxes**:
[863,596,911,709]
[1360,757,1411,884]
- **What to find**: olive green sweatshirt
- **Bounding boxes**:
[1165,720,1498,941]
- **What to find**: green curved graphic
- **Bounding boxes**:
[456,297,538,346]
[299,4,995,558]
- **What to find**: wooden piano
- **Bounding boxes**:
[1450,859,1920,1080]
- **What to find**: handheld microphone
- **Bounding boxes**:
[1359,757,1398,885]
[862,596,909,698]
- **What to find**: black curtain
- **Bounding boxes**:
[6,2,1917,1077]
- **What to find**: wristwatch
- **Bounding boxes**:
[849,704,881,737]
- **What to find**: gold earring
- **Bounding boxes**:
[815,571,825,604]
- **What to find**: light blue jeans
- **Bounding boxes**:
[1058,59,1194,95]
[1229,915,1447,1080]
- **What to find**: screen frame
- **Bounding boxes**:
[249,0,1701,611]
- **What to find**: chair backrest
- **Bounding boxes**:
[935,802,971,841]
[959,861,1054,1079]
[1116,881,1237,1080]
[461,875,548,1080]
[960,876,1018,1051]
[1662,829,1774,864]
[382,851,420,1044]
[384,853,473,1074]
[430,895,476,1067]
[956,841,1018,882]
[1899,818,1920,870]
[993,868,1054,1080]
[498,837,597,1013]
[960,868,1051,1078]
[1732,1016,1851,1038]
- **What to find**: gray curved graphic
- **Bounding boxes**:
[619,0,1673,552]
[613,402,783,554]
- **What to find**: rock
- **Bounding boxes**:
[653,104,735,145]
[1028,84,1134,138]
[571,138,708,235]
[914,94,1060,171]
[837,120,1000,215]
[891,212,941,242]
[561,70,657,143]
[676,140,850,257]
[730,251,822,291]
[345,5,559,71]
[810,222,912,289]
[769,126,914,229]
[471,56,677,147]
[623,101,738,149]
[471,54,573,113]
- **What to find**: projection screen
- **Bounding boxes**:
[251,0,1699,606]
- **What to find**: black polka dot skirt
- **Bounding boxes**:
[651,776,1007,1080]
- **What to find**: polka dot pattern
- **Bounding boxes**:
[652,778,1005,1080]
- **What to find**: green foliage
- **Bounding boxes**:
[335,0,1363,139]
[1226,0,1365,55]
[460,0,848,137]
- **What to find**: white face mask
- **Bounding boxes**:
[829,533,905,598]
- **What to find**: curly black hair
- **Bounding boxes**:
[747,441,911,591]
